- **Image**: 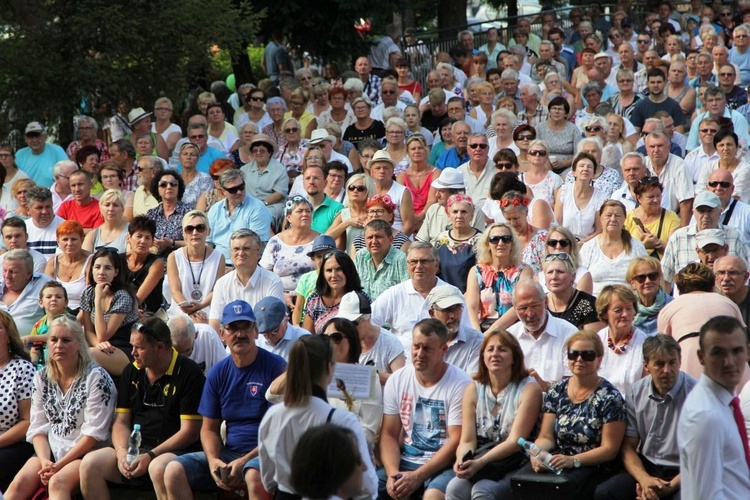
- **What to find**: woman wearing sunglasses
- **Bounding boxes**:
[349,195,411,255]
[696,129,750,203]
[166,210,225,318]
[302,251,366,334]
[228,122,259,168]
[580,200,648,296]
[626,257,672,336]
[273,118,310,180]
[81,247,140,376]
[447,331,542,499]
[465,222,534,332]
[512,124,535,172]
[177,142,213,208]
[498,190,548,274]
[543,253,602,331]
[146,169,191,256]
[493,330,626,498]
[554,153,607,244]
[397,135,437,221]
[623,177,679,260]
[534,96,581,175]
[327,173,375,251]
[540,226,593,294]
[594,285,648,395]
[259,196,318,296]
[237,87,272,134]
[195,158,234,213]
[520,140,562,208]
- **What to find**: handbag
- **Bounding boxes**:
[470,443,526,482]
[30,485,49,500]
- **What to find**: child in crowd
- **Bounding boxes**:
[21,280,69,364]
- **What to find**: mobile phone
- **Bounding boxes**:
[460,449,474,468]
[177,301,190,308]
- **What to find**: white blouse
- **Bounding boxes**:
[597,327,647,395]
[27,363,116,461]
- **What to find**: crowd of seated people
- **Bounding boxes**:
[3,3,750,498]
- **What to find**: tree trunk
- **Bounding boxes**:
[438,0,467,41]
[508,1,518,27]
[230,44,255,87]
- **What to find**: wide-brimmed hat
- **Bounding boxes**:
[366,150,397,170]
[309,129,337,146]
[431,168,466,190]
[248,134,277,154]
[128,108,153,126]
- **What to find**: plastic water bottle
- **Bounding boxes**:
[126,424,142,465]
[517,437,562,474]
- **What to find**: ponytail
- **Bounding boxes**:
[284,335,333,406]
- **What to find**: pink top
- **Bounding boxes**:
[402,169,435,215]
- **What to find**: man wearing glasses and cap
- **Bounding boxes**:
[254,296,309,360]
[163,300,287,499]
[15,121,68,188]
[80,316,206,498]
[426,285,483,373]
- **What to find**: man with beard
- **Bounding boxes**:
[378,318,471,500]
[131,156,162,218]
[630,69,685,133]
[714,255,750,343]
[426,285,482,373]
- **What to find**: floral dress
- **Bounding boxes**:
[305,290,371,334]
[543,377,626,456]
[474,263,525,321]
[273,139,310,178]
[521,229,548,274]
[183,172,214,208]
[434,230,481,293]
[258,235,316,292]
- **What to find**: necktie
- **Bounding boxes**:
[730,396,750,470]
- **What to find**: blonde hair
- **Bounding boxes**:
[343,174,376,207]
[182,210,209,229]
[99,188,125,209]
[45,315,92,384]
[476,222,522,266]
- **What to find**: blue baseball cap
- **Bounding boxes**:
[255,297,287,333]
[222,300,256,325]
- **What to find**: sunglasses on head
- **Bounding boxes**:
[585,125,603,132]
[347,184,367,192]
[632,271,659,283]
[528,149,547,157]
[639,176,660,185]
[544,253,571,262]
[469,143,488,149]
[159,180,178,188]
[327,332,345,344]
[546,238,571,248]
[184,223,207,234]
[223,182,246,194]
[708,181,732,188]
[568,350,597,361]
[488,234,513,244]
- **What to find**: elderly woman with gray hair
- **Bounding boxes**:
[240,134,288,228]
[574,81,604,129]
[229,122,259,168]
[260,195,319,293]
[564,137,623,197]
[262,96,288,148]
[274,117,310,179]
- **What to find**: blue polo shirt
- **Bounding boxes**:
[192,147,226,174]
[16,144,68,187]
[207,194,272,262]
[435,148,470,170]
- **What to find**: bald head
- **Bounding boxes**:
[706,168,734,205]
[168,316,196,354]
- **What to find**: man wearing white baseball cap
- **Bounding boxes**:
[426,285,483,373]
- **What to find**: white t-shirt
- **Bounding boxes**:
[383,364,470,465]
[189,323,228,375]
[359,328,405,374]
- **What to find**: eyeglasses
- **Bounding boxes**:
[155,107,172,112]
[617,79,634,84]
[367,208,387,216]
[348,184,367,192]
[546,238,571,248]
[516,134,535,141]
[544,253,571,262]
[719,72,735,77]
[637,39,650,44]
[736,34,748,38]
[585,125,603,132]
[632,271,660,283]
[469,143,488,149]
[188,134,206,140]
[142,381,166,408]
[159,180,178,188]
[639,176,660,185]
[708,181,732,188]
[496,162,514,170]
[382,90,396,95]
[250,96,265,102]
[528,149,547,157]
[78,126,94,131]
[327,332,345,344]
[609,33,621,39]
[488,234,513,244]
[567,350,597,362]
[406,258,436,266]
[184,224,207,234]
[715,269,743,277]
[700,128,719,134]
[223,182,246,194]
[284,127,300,133]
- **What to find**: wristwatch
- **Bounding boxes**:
[573,456,581,468]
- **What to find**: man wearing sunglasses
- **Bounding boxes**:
[702,169,750,241]
[163,300,287,498]
[254,296,310,361]
[506,280,577,391]
[684,118,720,184]
[729,24,750,87]
[370,78,408,123]
[596,335,696,500]
[167,115,224,171]
[458,134,492,214]
[80,316,206,497]
[426,285,482,373]
[661,191,750,287]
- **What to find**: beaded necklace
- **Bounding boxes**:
[607,330,634,354]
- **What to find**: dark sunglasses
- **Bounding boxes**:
[639,176,660,185]
[637,39,650,44]
[585,125,603,132]
[632,271,660,284]
[528,149,547,157]
[496,162,515,170]
[347,184,367,192]
[382,90,396,95]
[284,127,300,133]
[188,134,206,140]
[250,96,265,102]
[568,350,597,361]
[488,234,513,244]
[544,253,571,262]
[327,332,345,344]
[708,181,732,188]
[700,128,719,134]
[211,175,221,181]
[159,180,178,188]
[469,143,488,149]
[223,182,246,194]
[546,238,571,248]
[184,224,207,234]
[516,134,535,140]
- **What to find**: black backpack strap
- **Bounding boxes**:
[326,408,336,423]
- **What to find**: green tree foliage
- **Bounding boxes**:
[0,0,263,142]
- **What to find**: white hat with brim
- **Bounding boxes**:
[309,128,337,145]
[128,107,153,126]
[366,150,397,170]
[431,168,466,190]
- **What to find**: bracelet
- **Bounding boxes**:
[147,450,157,460]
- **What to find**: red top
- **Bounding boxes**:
[57,198,104,229]
[402,169,436,214]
